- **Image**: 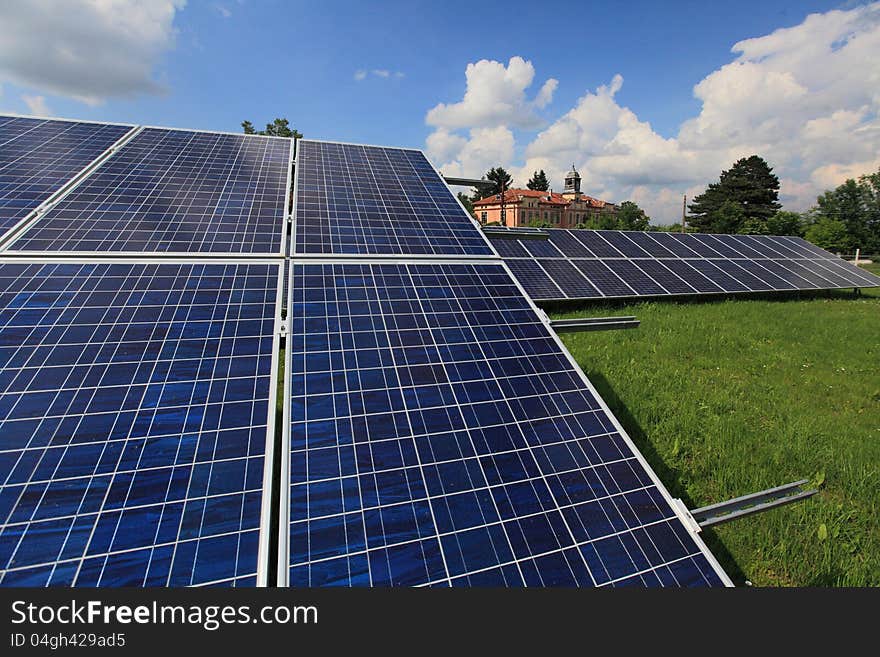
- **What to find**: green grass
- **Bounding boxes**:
[550,270,880,586]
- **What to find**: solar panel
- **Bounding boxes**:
[6,128,291,255]
[0,261,281,587]
[504,259,564,300]
[293,140,493,256]
[283,262,729,587]
[487,229,880,301]
[0,116,132,239]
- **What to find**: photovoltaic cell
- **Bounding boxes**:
[294,140,492,256]
[632,260,694,295]
[0,116,132,237]
[286,262,726,587]
[0,261,280,587]
[486,229,880,301]
[521,239,563,258]
[8,128,290,254]
[502,260,562,300]
[605,260,668,295]
[537,259,601,298]
[571,260,635,297]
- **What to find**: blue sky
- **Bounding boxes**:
[2,1,878,221]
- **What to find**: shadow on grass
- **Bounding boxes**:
[586,369,749,586]
[541,287,868,316]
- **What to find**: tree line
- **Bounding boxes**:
[686,156,880,253]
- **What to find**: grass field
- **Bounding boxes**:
[550,263,880,586]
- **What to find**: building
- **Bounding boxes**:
[471,166,616,228]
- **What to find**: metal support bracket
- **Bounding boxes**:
[482,227,549,240]
[690,479,818,529]
[442,176,494,189]
[550,316,640,333]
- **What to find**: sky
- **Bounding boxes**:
[1,0,878,224]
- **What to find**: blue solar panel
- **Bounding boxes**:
[294,140,493,256]
[8,128,291,254]
[0,261,280,587]
[485,229,880,301]
[537,259,601,298]
[504,260,563,300]
[285,262,728,587]
[0,116,132,238]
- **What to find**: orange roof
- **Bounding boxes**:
[472,188,611,208]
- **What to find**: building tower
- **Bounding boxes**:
[564,164,581,198]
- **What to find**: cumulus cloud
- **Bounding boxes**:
[435,127,515,180]
[0,0,185,105]
[426,56,557,130]
[426,3,880,222]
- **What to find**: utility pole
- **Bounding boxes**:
[681,194,687,234]
[500,177,507,227]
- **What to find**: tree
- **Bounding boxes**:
[579,213,619,230]
[241,117,303,139]
[472,167,513,201]
[811,170,880,252]
[805,217,850,252]
[766,210,805,236]
[615,201,650,231]
[457,192,475,218]
[709,199,746,234]
[688,155,781,233]
[740,217,770,235]
[526,170,549,191]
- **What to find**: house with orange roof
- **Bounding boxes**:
[471,166,616,228]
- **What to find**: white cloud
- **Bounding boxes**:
[435,127,515,181]
[354,69,405,82]
[22,94,51,117]
[215,4,231,18]
[426,56,557,130]
[425,3,880,223]
[0,0,185,105]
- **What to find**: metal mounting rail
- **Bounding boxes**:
[443,176,494,188]
[550,316,640,333]
[690,479,818,528]
[482,227,550,240]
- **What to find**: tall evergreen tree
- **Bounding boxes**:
[472,167,513,201]
[688,155,781,233]
[526,170,549,191]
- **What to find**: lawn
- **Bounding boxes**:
[550,264,880,586]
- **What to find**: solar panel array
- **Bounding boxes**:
[294,140,493,256]
[0,114,733,588]
[488,229,880,300]
[8,128,291,255]
[0,262,280,586]
[284,262,726,586]
[0,117,132,238]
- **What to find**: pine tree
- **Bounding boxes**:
[472,167,513,201]
[688,155,781,233]
[526,170,549,191]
